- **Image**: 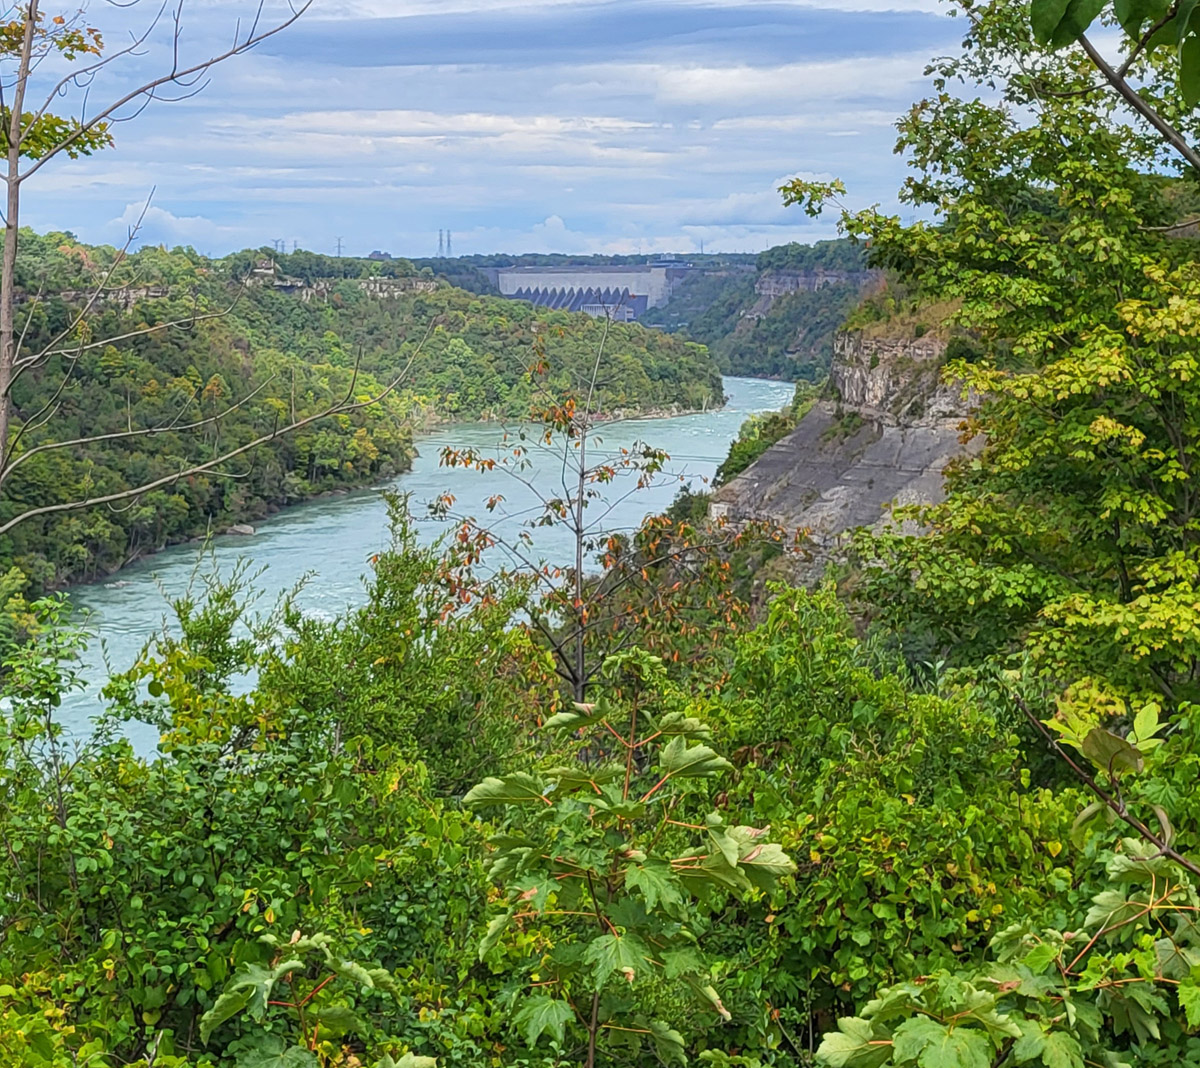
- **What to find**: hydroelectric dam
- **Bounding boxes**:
[484,263,691,321]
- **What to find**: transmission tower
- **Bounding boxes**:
[335,236,344,258]
[446,230,452,257]
[438,229,444,257]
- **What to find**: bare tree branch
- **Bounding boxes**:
[0,320,432,537]
[24,1,171,133]
[1,372,278,481]
[0,0,310,512]
[19,1,312,184]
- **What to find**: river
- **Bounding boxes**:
[63,375,794,747]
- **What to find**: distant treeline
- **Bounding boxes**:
[755,236,868,273]
[408,251,758,269]
[644,237,872,379]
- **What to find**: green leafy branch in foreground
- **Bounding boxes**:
[1028,0,1200,104]
[464,649,796,1067]
[817,703,1200,1068]
[199,932,435,1068]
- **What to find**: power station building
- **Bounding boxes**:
[485,263,691,322]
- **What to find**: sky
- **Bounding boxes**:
[17,0,963,258]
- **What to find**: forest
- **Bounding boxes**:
[8,1,1200,1067]
[0,233,719,589]
[649,240,872,380]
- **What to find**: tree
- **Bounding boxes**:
[435,312,757,705]
[785,0,1200,716]
[464,649,795,1067]
[1030,0,1200,167]
[770,8,1200,1058]
[0,2,435,541]
[814,705,1200,1068]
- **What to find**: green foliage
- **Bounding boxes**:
[0,14,113,161]
[199,931,410,1066]
[776,5,1200,1063]
[18,10,1200,1063]
[683,245,868,381]
[465,649,795,1065]
[816,711,1200,1068]
[755,240,866,274]
[695,588,1074,1050]
[1027,0,1200,105]
[714,385,816,487]
[255,496,538,794]
[714,411,795,487]
[643,239,869,380]
[641,270,756,335]
[709,284,863,381]
[800,0,1200,722]
[0,568,503,1067]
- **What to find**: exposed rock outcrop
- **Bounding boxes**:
[710,330,980,571]
[742,268,882,322]
[831,331,965,422]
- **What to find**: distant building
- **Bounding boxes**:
[508,286,644,321]
[368,250,394,261]
[486,262,693,321]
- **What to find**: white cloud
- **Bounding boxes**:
[711,109,897,131]
[20,0,951,254]
[111,203,242,246]
[644,52,931,105]
[440,210,836,256]
[668,171,831,225]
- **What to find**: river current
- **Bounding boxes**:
[63,375,794,746]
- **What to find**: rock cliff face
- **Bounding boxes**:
[754,268,880,302]
[710,330,979,562]
[831,332,964,421]
[743,268,881,321]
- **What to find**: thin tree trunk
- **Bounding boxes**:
[574,420,587,703]
[1,3,38,472]
[585,990,600,1068]
[1078,33,1200,172]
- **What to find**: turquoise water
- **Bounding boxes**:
[64,376,794,746]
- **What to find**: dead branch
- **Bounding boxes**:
[0,319,433,537]
[18,1,312,184]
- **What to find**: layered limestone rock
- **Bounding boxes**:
[710,330,980,561]
[742,268,882,321]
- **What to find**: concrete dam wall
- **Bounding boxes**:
[488,264,687,319]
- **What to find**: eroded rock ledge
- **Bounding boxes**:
[710,330,981,565]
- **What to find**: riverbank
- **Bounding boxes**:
[56,395,730,592]
[63,376,796,740]
[52,455,416,592]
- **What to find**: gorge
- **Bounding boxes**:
[62,375,795,746]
